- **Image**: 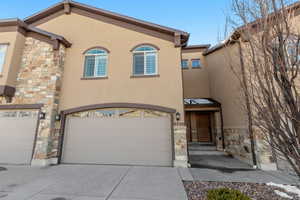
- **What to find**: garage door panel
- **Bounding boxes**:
[64,149,171,166]
[62,114,172,166]
[0,112,38,165]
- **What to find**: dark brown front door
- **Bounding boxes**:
[186,112,212,143]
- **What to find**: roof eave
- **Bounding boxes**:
[183,44,211,50]
[0,18,72,49]
[24,0,189,46]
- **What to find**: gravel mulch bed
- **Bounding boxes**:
[184,181,300,200]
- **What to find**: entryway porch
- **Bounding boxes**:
[184,98,225,164]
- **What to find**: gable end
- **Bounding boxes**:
[24,0,189,46]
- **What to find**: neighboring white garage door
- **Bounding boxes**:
[62,108,172,166]
[0,110,38,165]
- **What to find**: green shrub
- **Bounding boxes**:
[207,188,251,200]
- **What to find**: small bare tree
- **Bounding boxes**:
[226,0,300,177]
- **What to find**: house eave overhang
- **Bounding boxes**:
[0,18,72,49]
[183,44,211,50]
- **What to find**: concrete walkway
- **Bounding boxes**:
[0,165,189,200]
[189,152,300,185]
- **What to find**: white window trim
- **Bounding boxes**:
[84,50,108,78]
[0,44,9,75]
[132,48,158,76]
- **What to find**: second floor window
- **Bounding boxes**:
[181,60,188,69]
[192,59,202,68]
[0,44,8,73]
[133,45,158,76]
[84,48,108,77]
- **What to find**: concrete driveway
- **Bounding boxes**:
[0,165,190,200]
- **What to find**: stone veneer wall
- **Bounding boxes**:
[213,112,224,151]
[0,97,6,104]
[224,128,253,164]
[173,122,188,167]
[1,37,66,165]
[224,127,277,170]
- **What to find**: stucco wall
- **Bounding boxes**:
[182,49,211,98]
[204,45,255,166]
[36,12,185,117]
[204,44,247,128]
[0,31,25,87]
[204,43,278,169]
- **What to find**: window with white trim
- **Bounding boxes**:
[0,44,8,74]
[132,45,158,76]
[84,48,108,77]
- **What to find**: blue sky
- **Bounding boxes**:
[0,0,231,45]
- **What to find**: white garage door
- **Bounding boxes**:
[62,108,173,166]
[0,110,38,165]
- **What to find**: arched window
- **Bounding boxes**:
[132,45,158,76]
[84,48,108,78]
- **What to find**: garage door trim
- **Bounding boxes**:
[58,103,176,165]
[0,103,43,164]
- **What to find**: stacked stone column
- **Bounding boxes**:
[173,122,188,167]
[12,37,66,166]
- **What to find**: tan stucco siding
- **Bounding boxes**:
[182,50,211,98]
[6,33,25,86]
[36,12,184,116]
[0,31,25,87]
[205,45,247,128]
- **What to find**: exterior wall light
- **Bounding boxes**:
[39,112,46,120]
[176,112,181,121]
[55,114,61,121]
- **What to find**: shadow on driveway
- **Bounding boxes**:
[191,163,255,173]
[189,154,299,185]
[0,167,7,172]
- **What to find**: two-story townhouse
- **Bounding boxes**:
[0,0,298,173]
[0,0,190,167]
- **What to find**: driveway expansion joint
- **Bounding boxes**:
[105,166,132,200]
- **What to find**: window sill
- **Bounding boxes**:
[130,75,160,78]
[81,77,108,80]
[192,67,202,69]
[182,68,189,70]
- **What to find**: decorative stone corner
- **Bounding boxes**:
[173,122,188,168]
[213,112,224,151]
[254,132,278,171]
[31,158,58,167]
[224,128,253,165]
[224,127,278,170]
[10,37,66,166]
